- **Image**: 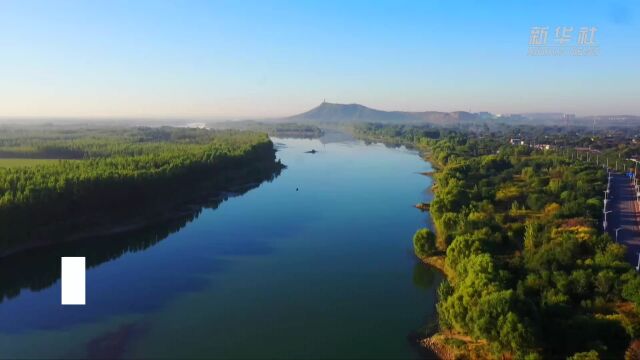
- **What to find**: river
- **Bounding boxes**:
[0,135,442,359]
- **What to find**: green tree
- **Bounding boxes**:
[413,228,437,257]
[567,350,599,360]
[622,276,640,307]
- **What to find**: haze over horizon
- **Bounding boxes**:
[1,0,639,119]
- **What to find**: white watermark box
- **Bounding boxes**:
[61,257,86,305]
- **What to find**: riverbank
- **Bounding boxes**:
[0,128,280,257]
[0,158,283,258]
[414,152,482,360]
[415,136,637,358]
[416,253,495,359]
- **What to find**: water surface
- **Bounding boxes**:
[0,136,441,359]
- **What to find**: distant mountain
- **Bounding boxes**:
[279,102,481,125]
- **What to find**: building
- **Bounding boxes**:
[533,144,552,150]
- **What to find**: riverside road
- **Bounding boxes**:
[608,172,640,266]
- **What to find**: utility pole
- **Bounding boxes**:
[616,227,623,243]
[603,210,612,231]
[630,159,640,207]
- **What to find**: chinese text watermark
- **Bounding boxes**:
[528,26,599,56]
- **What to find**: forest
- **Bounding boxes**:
[209,121,324,138]
[358,124,640,359]
[0,126,281,255]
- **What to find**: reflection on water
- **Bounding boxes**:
[412,262,438,290]
[0,161,282,307]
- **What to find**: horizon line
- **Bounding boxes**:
[1,102,639,121]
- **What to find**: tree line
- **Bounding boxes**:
[0,126,280,254]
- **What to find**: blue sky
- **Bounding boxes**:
[0,0,638,118]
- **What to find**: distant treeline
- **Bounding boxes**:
[353,123,443,146]
[209,121,324,138]
[0,126,281,255]
[354,122,640,147]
